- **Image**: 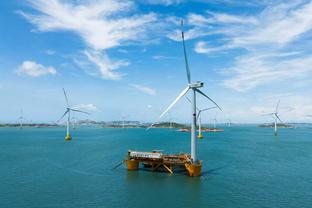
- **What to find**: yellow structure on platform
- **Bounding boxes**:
[126,159,139,170]
[185,161,202,177]
[197,134,203,139]
[65,134,72,141]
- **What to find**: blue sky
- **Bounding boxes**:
[1,0,312,124]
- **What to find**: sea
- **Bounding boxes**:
[1,125,311,208]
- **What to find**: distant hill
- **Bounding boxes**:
[258,123,294,128]
[152,122,187,128]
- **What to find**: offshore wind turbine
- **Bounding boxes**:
[228,119,231,127]
[212,117,217,129]
[197,107,217,139]
[57,88,89,141]
[150,20,222,165]
[264,100,283,136]
[121,115,129,128]
[19,109,23,129]
[186,97,217,138]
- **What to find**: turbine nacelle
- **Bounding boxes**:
[188,81,204,89]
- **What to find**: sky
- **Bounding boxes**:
[1,0,312,124]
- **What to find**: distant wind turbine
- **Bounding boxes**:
[212,117,217,129]
[186,97,217,138]
[264,100,283,136]
[122,115,129,128]
[197,107,217,139]
[57,88,89,141]
[19,109,23,129]
[228,119,231,127]
[149,20,222,164]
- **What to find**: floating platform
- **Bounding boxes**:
[125,150,202,177]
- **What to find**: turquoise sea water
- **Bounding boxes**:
[1,126,312,208]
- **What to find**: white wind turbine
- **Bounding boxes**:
[212,117,217,129]
[18,109,23,129]
[227,119,231,127]
[57,88,89,141]
[264,100,283,136]
[197,107,217,139]
[186,97,217,138]
[150,20,222,163]
[122,115,129,128]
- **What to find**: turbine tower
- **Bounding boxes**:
[151,20,222,164]
[57,88,89,141]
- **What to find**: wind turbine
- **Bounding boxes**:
[186,97,217,138]
[150,20,222,164]
[212,117,217,129]
[227,119,231,127]
[197,107,217,139]
[19,109,23,129]
[57,88,89,141]
[264,100,283,136]
[122,115,129,128]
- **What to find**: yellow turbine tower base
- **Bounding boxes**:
[197,134,203,139]
[126,159,139,170]
[185,161,202,177]
[65,134,72,141]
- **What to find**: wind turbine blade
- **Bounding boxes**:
[70,109,90,115]
[201,106,218,112]
[262,113,274,116]
[63,88,69,107]
[57,110,69,123]
[195,89,222,111]
[196,107,217,121]
[159,86,190,119]
[148,86,190,129]
[275,100,280,113]
[275,114,283,123]
[181,20,191,84]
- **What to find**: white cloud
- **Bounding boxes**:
[194,41,230,54]
[45,50,55,55]
[20,0,157,80]
[73,103,98,112]
[152,55,177,60]
[131,84,156,95]
[144,0,183,6]
[222,52,312,91]
[176,1,312,91]
[17,61,56,77]
[84,50,128,80]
